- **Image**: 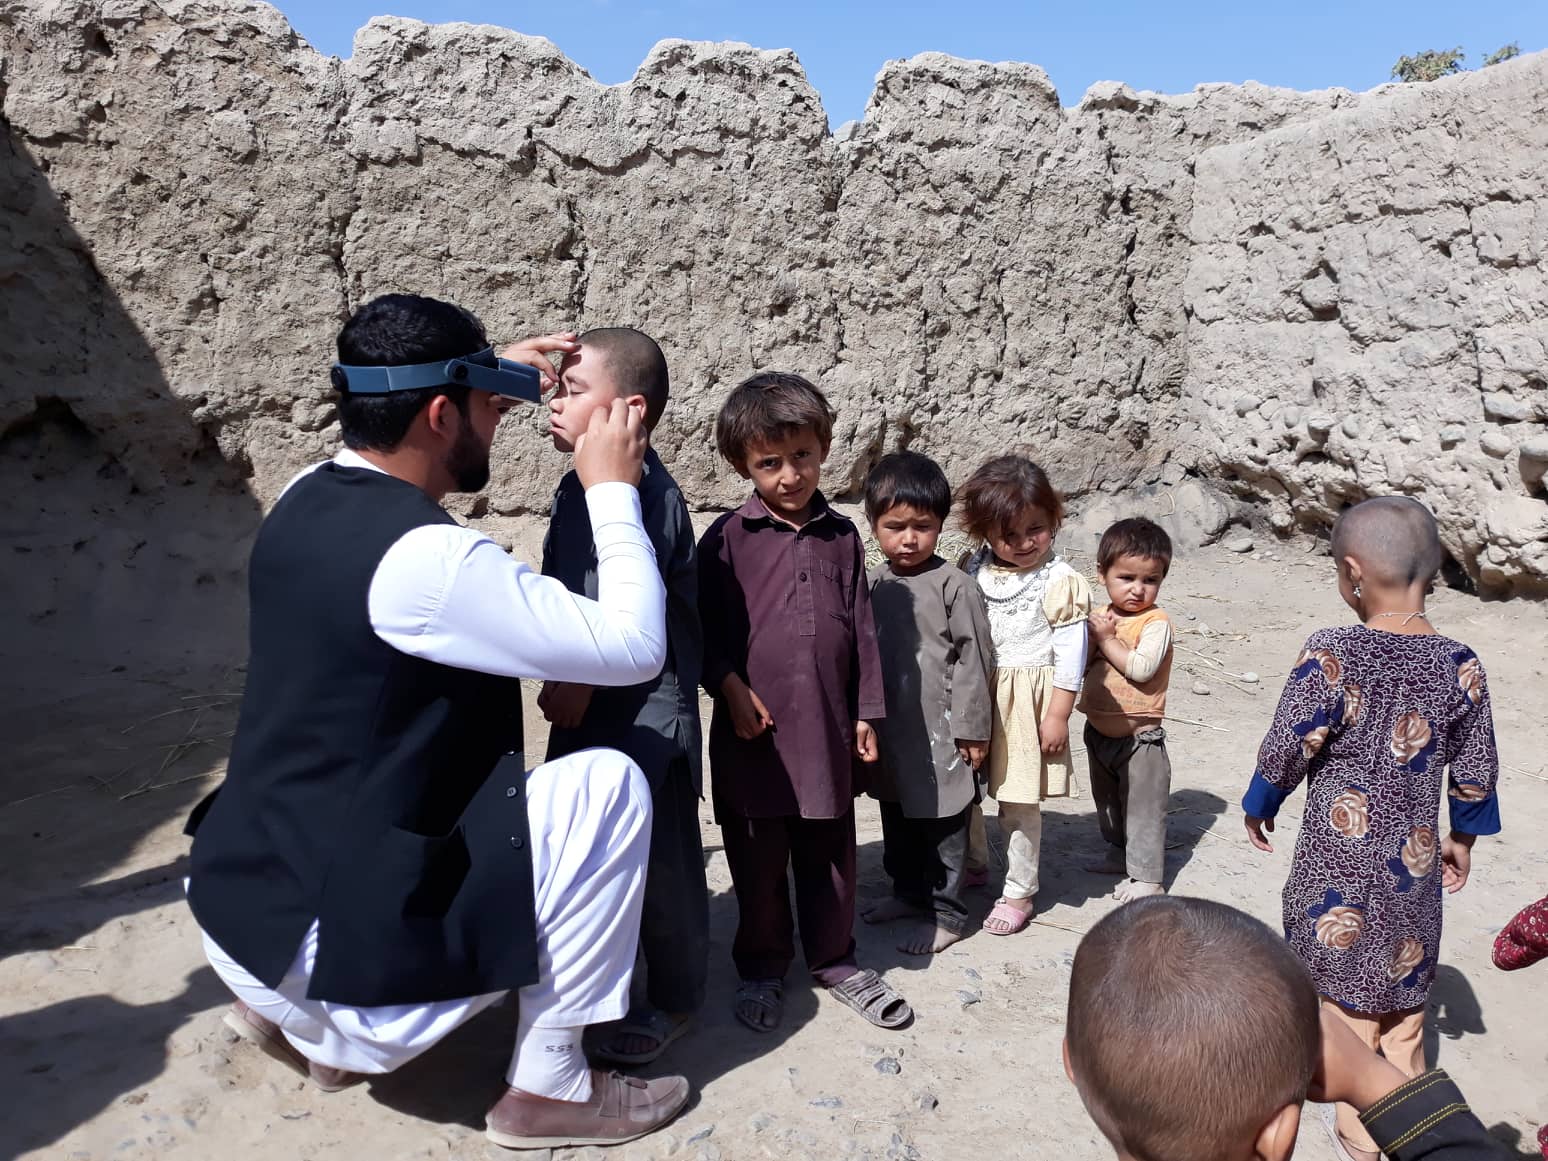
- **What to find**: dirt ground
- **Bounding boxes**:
[4,526,1546,1161]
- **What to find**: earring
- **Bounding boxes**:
[1352,584,1362,599]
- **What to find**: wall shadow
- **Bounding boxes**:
[0,124,261,932]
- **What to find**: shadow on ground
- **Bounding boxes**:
[2,968,226,1156]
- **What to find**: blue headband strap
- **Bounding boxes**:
[330,346,542,403]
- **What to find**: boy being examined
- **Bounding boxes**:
[537,328,706,1065]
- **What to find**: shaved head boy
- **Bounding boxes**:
[1065,896,1320,1161]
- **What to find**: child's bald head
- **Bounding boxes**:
[1065,897,1319,1161]
[1331,497,1444,587]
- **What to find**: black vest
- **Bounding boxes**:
[186,464,537,1006]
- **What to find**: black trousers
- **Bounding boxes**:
[878,801,971,934]
[638,756,710,1013]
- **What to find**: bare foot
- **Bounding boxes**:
[862,896,927,924]
[1085,850,1127,875]
[1113,878,1165,903]
[899,923,964,955]
[982,896,1034,935]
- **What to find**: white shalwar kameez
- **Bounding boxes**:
[194,450,667,1099]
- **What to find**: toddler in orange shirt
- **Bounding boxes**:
[1078,518,1175,903]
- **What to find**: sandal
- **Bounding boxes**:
[982,898,1033,936]
[733,978,784,1033]
[828,969,912,1029]
[590,1008,693,1066]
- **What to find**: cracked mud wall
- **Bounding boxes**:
[2,0,1546,591]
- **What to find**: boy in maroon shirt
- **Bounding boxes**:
[699,372,912,1034]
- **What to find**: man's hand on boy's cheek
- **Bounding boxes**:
[956,739,987,769]
[497,332,578,393]
[854,721,878,763]
[540,682,593,729]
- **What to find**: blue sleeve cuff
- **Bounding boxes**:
[1448,791,1501,836]
[1242,771,1290,820]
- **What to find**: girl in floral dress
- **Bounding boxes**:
[1242,497,1500,1161]
[959,456,1091,936]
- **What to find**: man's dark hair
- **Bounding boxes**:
[714,371,835,467]
[1097,517,1174,576]
[1066,896,1320,1161]
[578,328,670,430]
[864,451,952,524]
[334,294,486,451]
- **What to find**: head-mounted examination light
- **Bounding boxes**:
[330,346,542,404]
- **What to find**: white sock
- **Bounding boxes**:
[507,1019,592,1101]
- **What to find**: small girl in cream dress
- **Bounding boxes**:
[959,455,1091,935]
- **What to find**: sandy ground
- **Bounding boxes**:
[4,532,1547,1161]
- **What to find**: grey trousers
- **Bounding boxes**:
[1084,723,1172,884]
[878,801,971,933]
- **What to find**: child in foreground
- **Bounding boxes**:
[1242,496,1501,1161]
[1066,895,1508,1161]
[536,328,707,1065]
[1079,517,1175,903]
[959,455,1091,936]
[860,452,994,955]
[697,372,911,1032]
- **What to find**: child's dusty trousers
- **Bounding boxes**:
[720,808,859,987]
[1325,999,1425,1155]
[878,801,971,933]
[997,802,1043,900]
[1084,724,1172,885]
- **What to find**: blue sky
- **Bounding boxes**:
[273,1,1542,125]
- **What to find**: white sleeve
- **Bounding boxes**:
[1051,619,1088,692]
[1125,620,1174,683]
[367,481,666,684]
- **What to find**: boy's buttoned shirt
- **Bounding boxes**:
[699,492,885,819]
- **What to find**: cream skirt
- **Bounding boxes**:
[986,664,1071,804]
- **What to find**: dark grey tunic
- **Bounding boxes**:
[542,449,703,793]
[867,557,995,818]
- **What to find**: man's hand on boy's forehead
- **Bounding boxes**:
[496,332,579,394]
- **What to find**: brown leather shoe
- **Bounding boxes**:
[484,1069,690,1149]
[221,1001,365,1093]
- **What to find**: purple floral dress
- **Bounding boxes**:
[1242,626,1501,1014]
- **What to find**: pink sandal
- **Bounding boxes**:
[982,898,1033,936]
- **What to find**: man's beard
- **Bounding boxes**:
[445,418,491,493]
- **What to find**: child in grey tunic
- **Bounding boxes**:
[860,453,995,955]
